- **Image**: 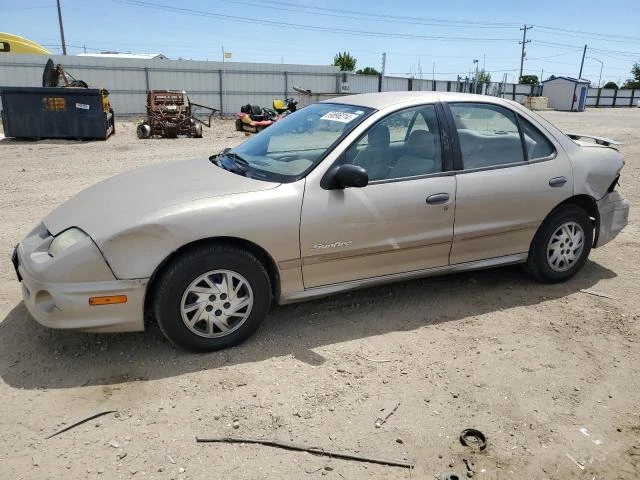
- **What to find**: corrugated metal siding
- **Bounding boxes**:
[413,80,431,91]
[383,76,408,92]
[287,73,337,96]
[4,54,636,115]
[0,54,341,115]
[346,74,377,94]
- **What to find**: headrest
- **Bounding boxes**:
[368,125,390,147]
[407,130,436,157]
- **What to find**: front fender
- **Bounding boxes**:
[99,183,305,292]
[100,223,176,279]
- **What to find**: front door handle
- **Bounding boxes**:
[549,176,567,187]
[426,193,450,204]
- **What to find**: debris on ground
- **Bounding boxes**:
[196,436,414,469]
[46,410,117,439]
[459,429,487,451]
[374,401,400,428]
[579,289,619,300]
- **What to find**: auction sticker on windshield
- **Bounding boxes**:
[321,111,360,123]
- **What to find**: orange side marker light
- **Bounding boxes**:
[89,295,128,306]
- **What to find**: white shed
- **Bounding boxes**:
[541,76,591,112]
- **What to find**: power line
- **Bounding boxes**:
[238,0,520,28]
[534,25,640,44]
[114,0,519,43]
[215,0,518,29]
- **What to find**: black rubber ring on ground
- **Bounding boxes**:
[459,428,487,451]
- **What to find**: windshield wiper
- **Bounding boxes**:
[221,152,249,176]
[225,152,249,167]
[209,150,249,176]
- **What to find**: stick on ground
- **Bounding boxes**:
[196,436,414,469]
[46,410,117,439]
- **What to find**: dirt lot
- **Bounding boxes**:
[0,110,638,480]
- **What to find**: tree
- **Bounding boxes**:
[470,69,491,93]
[478,70,491,84]
[333,51,357,72]
[356,66,380,76]
[621,62,640,89]
[603,81,618,90]
[519,75,539,85]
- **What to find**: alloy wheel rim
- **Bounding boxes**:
[180,269,253,338]
[546,221,585,272]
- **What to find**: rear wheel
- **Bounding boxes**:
[235,119,244,131]
[152,244,272,351]
[136,123,151,139]
[525,205,592,283]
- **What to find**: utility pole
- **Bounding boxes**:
[473,59,479,94]
[380,52,386,93]
[519,25,532,82]
[56,0,67,55]
[571,44,588,111]
[578,44,587,79]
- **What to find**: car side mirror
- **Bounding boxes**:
[330,164,369,189]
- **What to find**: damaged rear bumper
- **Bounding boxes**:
[595,191,629,248]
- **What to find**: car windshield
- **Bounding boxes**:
[225,103,374,182]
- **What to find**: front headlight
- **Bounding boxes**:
[48,228,89,257]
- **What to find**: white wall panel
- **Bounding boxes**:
[382,76,408,92]
[1,55,638,115]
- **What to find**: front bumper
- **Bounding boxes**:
[13,225,147,333]
[595,191,630,248]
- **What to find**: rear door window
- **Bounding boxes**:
[449,103,525,170]
[518,115,556,160]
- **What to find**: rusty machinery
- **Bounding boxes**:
[136,90,218,139]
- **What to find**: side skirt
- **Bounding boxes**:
[278,253,528,305]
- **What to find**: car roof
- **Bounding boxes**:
[322,91,515,110]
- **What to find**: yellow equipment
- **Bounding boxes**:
[0,33,51,55]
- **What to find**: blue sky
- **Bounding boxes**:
[2,0,639,85]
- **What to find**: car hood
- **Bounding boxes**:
[44,157,279,238]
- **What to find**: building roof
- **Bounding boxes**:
[542,76,590,84]
[76,52,168,60]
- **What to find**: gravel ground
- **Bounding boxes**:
[0,109,639,479]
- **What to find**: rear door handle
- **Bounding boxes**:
[549,176,567,187]
[426,193,450,204]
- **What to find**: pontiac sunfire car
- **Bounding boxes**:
[12,92,629,351]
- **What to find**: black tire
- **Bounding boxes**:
[235,119,244,131]
[525,205,593,283]
[136,123,151,139]
[152,244,272,351]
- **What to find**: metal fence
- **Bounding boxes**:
[585,88,639,107]
[0,54,340,116]
[1,54,638,116]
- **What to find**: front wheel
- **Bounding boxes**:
[152,244,272,351]
[525,205,593,283]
